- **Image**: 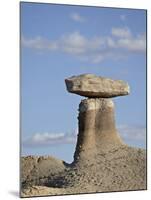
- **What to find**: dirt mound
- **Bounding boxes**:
[21,146,146,197]
[21,155,67,188]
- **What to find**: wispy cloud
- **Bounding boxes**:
[22,26,146,63]
[109,27,146,53]
[70,12,85,22]
[22,36,58,50]
[118,125,146,145]
[23,131,77,147]
[23,125,146,148]
[111,27,131,38]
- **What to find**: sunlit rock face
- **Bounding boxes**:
[73,98,124,164]
[65,74,130,98]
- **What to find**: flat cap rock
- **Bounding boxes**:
[65,74,130,98]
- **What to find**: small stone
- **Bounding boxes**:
[65,74,130,98]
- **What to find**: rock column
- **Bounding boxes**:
[65,74,130,165]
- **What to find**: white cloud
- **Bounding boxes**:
[116,34,146,52]
[60,32,104,56]
[23,131,77,147]
[118,125,146,142]
[108,27,146,53]
[32,132,65,142]
[61,32,88,54]
[22,27,146,63]
[23,125,146,148]
[21,36,58,50]
[111,27,131,38]
[70,12,85,22]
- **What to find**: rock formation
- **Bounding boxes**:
[65,74,129,98]
[65,74,146,191]
[21,156,66,188]
[21,74,146,197]
[73,98,124,165]
[65,74,128,166]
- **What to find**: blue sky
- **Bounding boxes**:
[21,2,146,163]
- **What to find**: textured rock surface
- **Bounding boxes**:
[73,98,123,165]
[65,74,130,98]
[21,75,146,197]
[21,156,66,188]
[21,146,146,197]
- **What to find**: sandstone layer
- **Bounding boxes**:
[65,74,130,98]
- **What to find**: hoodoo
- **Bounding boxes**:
[65,74,127,165]
[21,73,146,197]
[74,98,124,164]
